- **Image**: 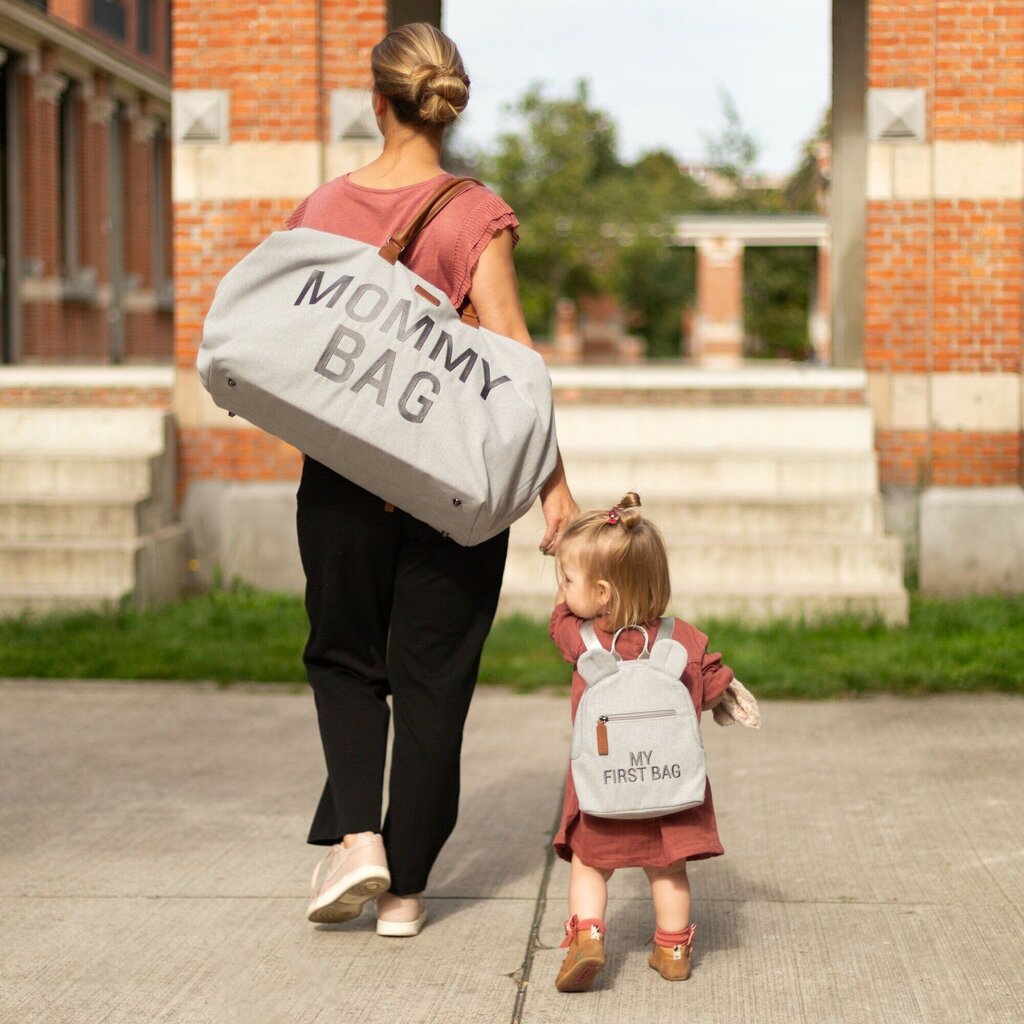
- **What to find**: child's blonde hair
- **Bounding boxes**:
[559,492,671,631]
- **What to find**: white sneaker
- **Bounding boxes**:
[307,834,391,924]
[375,892,428,937]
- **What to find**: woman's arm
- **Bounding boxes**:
[469,229,579,555]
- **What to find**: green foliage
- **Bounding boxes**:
[474,82,705,354]
[743,247,816,361]
[2,591,1023,700]
[457,82,835,362]
[0,586,308,683]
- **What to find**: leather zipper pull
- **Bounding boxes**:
[596,717,609,756]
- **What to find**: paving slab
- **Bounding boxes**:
[530,696,1024,1024]
[1,681,1022,1024]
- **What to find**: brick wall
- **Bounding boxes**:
[172,0,387,490]
[866,0,1024,489]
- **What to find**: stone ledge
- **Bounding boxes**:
[0,366,174,408]
[920,486,1024,596]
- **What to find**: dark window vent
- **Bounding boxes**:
[90,0,126,42]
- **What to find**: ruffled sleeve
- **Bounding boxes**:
[285,196,309,230]
[694,626,735,706]
[449,189,520,308]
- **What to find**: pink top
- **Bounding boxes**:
[549,602,735,869]
[285,173,519,309]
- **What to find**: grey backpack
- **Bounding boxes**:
[570,619,707,820]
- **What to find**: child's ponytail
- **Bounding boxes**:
[560,491,671,629]
[614,491,643,531]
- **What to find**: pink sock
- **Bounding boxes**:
[561,915,607,947]
[654,924,695,947]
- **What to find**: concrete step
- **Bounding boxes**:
[0,584,130,616]
[0,495,158,540]
[0,407,170,454]
[0,453,160,498]
[0,526,193,599]
[497,585,910,627]
[553,404,876,453]
[559,451,879,497]
[512,495,884,539]
[501,535,905,590]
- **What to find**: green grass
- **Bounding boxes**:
[1,589,1022,698]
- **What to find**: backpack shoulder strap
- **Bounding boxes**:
[654,617,675,644]
[578,619,605,655]
[378,176,482,265]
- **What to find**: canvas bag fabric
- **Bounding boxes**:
[197,179,558,547]
[570,619,708,820]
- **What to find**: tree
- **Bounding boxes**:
[702,88,759,185]
[475,83,705,355]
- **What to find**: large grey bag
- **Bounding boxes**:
[198,178,558,547]
[570,619,707,820]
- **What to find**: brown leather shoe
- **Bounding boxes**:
[648,924,696,981]
[555,915,606,992]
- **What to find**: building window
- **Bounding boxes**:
[57,78,78,281]
[138,0,153,54]
[90,0,126,42]
[152,121,173,311]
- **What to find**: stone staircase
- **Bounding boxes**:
[499,369,909,625]
[0,407,193,616]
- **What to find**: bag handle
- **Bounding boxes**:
[579,619,674,661]
[378,176,482,265]
[377,175,484,327]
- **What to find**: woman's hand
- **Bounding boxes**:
[538,452,578,556]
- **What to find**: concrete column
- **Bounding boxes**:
[810,240,832,365]
[830,0,867,369]
[692,236,744,366]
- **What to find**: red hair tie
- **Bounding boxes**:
[607,505,622,525]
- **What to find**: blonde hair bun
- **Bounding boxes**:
[409,64,469,125]
[372,23,470,127]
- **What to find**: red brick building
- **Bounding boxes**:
[1,0,173,364]
[2,1,1021,604]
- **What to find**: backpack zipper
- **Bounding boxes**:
[596,709,677,756]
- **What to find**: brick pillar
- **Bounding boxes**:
[865,0,1024,592]
[172,0,387,494]
[19,47,62,362]
[692,237,744,367]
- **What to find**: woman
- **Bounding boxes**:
[288,23,577,936]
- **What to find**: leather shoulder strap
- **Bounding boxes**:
[378,176,483,265]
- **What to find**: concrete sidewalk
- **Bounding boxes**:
[1,680,1021,1024]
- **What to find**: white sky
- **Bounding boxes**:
[442,0,831,175]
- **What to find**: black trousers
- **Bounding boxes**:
[296,457,508,895]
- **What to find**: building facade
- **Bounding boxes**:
[857,0,1024,589]
[1,0,1021,605]
[1,0,173,365]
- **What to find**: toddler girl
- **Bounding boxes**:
[550,492,738,992]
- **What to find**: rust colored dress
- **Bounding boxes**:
[550,602,734,870]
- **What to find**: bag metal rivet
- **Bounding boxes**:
[227,378,236,387]
[452,498,462,507]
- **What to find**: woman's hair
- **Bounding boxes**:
[559,492,671,631]
[371,23,470,128]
